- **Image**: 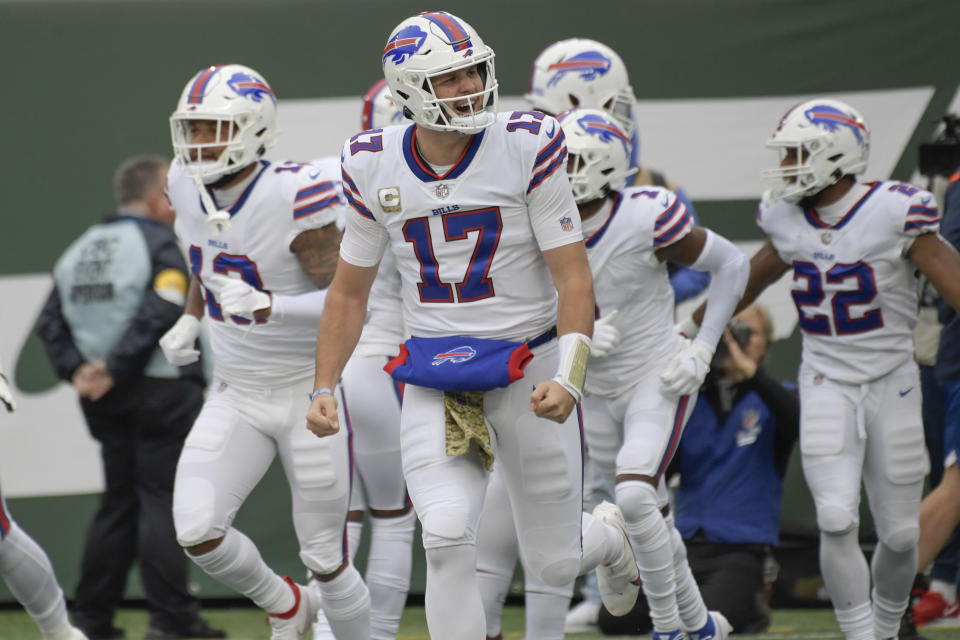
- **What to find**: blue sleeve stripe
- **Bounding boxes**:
[535,130,566,168]
[654,210,692,246]
[654,198,682,229]
[296,181,335,201]
[341,168,360,193]
[294,195,341,219]
[905,218,939,231]
[345,190,375,220]
[527,149,567,194]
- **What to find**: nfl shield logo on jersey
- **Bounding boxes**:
[560,216,574,232]
[435,183,451,199]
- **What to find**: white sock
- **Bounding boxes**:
[835,602,874,640]
[187,528,293,612]
[617,481,680,632]
[316,565,371,640]
[425,544,486,639]
[0,524,69,633]
[476,522,515,639]
[820,530,870,610]
[525,589,571,640]
[871,541,917,639]
[930,578,958,603]
[367,511,415,639]
[477,569,506,637]
[347,517,363,562]
[664,512,708,631]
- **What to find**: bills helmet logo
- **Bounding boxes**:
[547,51,612,87]
[804,104,867,146]
[383,24,428,65]
[432,346,478,366]
[227,72,275,104]
[577,113,631,154]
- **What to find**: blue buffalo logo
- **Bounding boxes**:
[804,105,866,146]
[383,24,428,65]
[547,51,612,87]
[431,345,477,366]
[227,72,275,104]
[577,113,630,154]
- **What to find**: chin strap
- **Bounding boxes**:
[194,178,232,235]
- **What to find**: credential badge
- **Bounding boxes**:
[378,187,402,213]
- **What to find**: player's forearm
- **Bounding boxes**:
[313,287,367,390]
[692,241,786,326]
[556,271,595,337]
[184,277,205,318]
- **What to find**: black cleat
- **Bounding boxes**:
[143,617,226,640]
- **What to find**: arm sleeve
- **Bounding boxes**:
[688,229,749,351]
[668,188,712,302]
[105,226,190,380]
[749,366,799,477]
[36,284,85,381]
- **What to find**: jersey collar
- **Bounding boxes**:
[402,125,485,183]
[802,181,879,230]
[200,160,271,218]
[585,192,623,248]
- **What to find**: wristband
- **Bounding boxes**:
[552,332,592,404]
[309,387,334,401]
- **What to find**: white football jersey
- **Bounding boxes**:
[758,180,939,384]
[338,112,581,341]
[168,158,343,387]
[309,155,346,229]
[356,245,406,357]
[584,186,689,395]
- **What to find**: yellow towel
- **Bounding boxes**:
[443,391,493,471]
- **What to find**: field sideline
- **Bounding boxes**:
[0,607,958,640]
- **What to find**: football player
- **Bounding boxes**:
[310,79,415,640]
[306,11,642,639]
[525,41,712,631]
[525,38,709,305]
[160,64,370,639]
[684,98,960,640]
[477,109,744,640]
[0,360,87,640]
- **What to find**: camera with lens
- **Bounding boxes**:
[711,318,753,370]
[918,113,960,177]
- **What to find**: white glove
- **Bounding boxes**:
[159,315,201,366]
[0,372,16,412]
[675,316,700,339]
[591,310,621,358]
[205,274,271,321]
[659,339,713,396]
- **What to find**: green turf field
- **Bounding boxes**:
[0,607,957,640]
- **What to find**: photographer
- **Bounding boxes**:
[598,304,799,635]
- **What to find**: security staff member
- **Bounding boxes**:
[38,156,222,640]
